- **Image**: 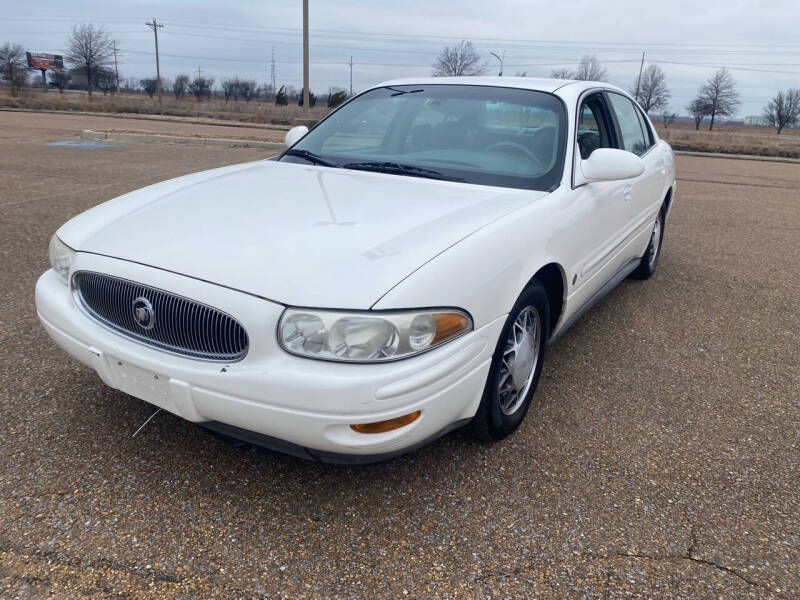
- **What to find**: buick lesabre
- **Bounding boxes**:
[36,77,676,463]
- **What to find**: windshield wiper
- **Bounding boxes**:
[384,86,424,97]
[340,161,464,182]
[282,148,339,168]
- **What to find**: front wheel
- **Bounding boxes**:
[630,206,664,280]
[471,281,550,441]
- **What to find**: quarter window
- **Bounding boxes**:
[608,93,649,156]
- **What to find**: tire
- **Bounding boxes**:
[630,204,665,280]
[471,280,550,441]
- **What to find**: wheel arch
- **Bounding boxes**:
[662,185,673,217]
[525,262,566,338]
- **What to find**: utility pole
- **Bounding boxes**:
[347,56,353,96]
[145,18,164,106]
[634,51,646,101]
[302,0,310,112]
[197,66,202,79]
[270,46,276,91]
[112,40,120,93]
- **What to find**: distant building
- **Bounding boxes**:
[744,115,769,127]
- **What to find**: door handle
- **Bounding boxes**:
[623,184,633,202]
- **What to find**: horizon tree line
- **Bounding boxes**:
[2,27,800,132]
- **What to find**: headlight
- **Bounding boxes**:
[279,308,472,362]
[48,235,75,284]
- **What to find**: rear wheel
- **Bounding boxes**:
[471,281,550,441]
[630,205,665,280]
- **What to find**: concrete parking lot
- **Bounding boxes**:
[1,111,798,599]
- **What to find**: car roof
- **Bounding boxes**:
[370,76,627,97]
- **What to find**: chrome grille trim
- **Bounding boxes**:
[72,271,249,362]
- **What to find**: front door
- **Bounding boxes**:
[565,92,633,307]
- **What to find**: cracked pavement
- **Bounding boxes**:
[0,112,798,598]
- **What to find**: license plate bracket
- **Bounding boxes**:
[109,357,174,411]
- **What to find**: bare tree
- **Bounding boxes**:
[661,111,677,129]
[238,79,257,102]
[120,76,140,93]
[95,68,117,95]
[221,77,239,102]
[550,56,607,81]
[697,68,740,131]
[432,41,485,77]
[763,89,800,134]
[0,42,28,96]
[51,70,71,93]
[633,64,670,113]
[188,76,213,101]
[572,55,608,81]
[173,74,189,99]
[140,78,158,99]
[65,24,113,97]
[550,67,573,80]
[687,97,710,130]
[257,84,275,101]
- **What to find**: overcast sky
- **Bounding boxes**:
[3,0,799,116]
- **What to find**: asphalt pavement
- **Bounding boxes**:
[1,111,798,599]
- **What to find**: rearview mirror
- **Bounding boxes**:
[285,125,309,148]
[577,148,645,185]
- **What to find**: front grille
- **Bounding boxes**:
[73,271,249,361]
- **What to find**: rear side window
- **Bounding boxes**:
[634,107,655,147]
[608,93,648,156]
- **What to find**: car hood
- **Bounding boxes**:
[59,160,544,308]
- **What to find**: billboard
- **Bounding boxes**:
[26,52,64,71]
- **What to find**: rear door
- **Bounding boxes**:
[605,92,666,261]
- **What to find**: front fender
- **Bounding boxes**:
[372,193,565,330]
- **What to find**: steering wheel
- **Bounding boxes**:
[577,132,599,159]
[485,141,543,169]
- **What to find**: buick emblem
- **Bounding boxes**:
[132,297,155,330]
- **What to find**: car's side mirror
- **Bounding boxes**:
[576,148,645,186]
[285,125,309,148]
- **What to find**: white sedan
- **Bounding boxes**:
[36,77,675,463]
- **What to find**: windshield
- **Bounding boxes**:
[279,85,567,191]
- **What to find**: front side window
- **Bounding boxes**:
[607,93,649,156]
[576,93,614,159]
[280,85,567,192]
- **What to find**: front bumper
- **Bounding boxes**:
[35,253,503,461]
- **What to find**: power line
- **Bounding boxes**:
[155,19,800,49]
[113,27,800,60]
[6,15,800,51]
[650,59,800,76]
[116,47,800,76]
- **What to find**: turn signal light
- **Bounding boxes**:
[432,313,471,345]
[350,411,421,434]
